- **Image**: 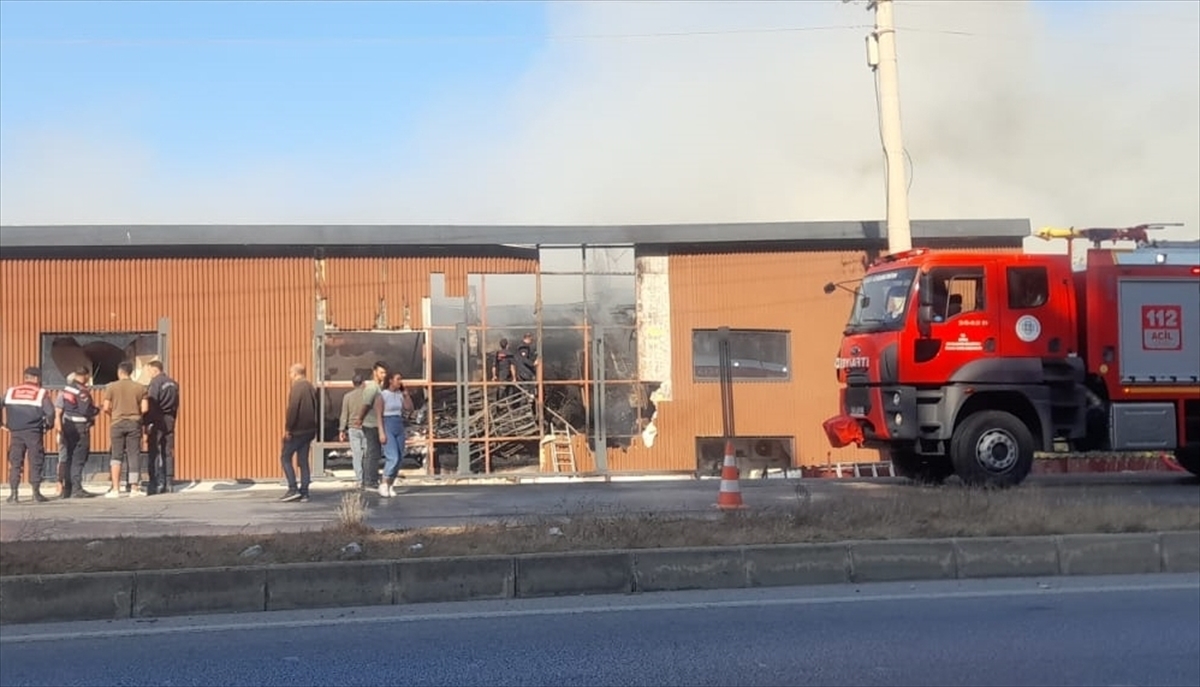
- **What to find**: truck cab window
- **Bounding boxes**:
[1007,266,1049,309]
[928,268,985,321]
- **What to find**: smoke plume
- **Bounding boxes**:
[1,0,1197,242]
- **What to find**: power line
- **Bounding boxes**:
[0,24,872,49]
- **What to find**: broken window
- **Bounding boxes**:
[539,246,584,274]
[585,245,635,274]
[322,331,427,382]
[39,332,159,387]
[539,274,586,327]
[483,274,537,329]
[586,273,636,328]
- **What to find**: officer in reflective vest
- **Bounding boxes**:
[55,367,99,499]
[1,367,56,503]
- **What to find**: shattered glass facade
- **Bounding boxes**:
[317,244,649,475]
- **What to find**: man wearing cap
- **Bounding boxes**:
[1,367,56,503]
[55,367,100,499]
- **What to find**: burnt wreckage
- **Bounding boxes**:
[321,328,652,473]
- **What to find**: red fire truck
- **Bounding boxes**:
[822,225,1200,488]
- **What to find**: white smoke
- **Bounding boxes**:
[1,0,1197,243]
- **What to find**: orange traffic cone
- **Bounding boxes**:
[716,440,745,510]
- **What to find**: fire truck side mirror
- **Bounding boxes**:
[917,271,933,307]
[917,305,933,338]
[916,271,934,338]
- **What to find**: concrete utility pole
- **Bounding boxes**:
[862,0,912,253]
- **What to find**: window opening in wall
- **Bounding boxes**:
[39,332,159,387]
[695,436,794,477]
[420,255,647,477]
[316,330,430,479]
[692,329,791,381]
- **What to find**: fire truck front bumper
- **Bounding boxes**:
[826,386,921,448]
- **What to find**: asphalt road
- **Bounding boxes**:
[1,472,1196,541]
[1,574,1197,687]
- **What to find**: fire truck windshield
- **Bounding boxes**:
[844,267,918,334]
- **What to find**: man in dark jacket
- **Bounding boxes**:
[55,367,100,499]
[279,363,319,502]
[145,360,180,494]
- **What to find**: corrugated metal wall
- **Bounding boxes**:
[321,256,536,330]
[0,257,313,481]
[608,250,878,471]
[608,246,1017,472]
[0,254,538,481]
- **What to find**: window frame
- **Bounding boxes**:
[926,266,987,323]
[1006,265,1050,310]
[691,328,792,383]
[38,330,159,388]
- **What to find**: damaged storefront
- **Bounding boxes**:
[311,245,662,477]
[0,220,1030,481]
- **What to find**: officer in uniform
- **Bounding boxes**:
[56,366,99,499]
[1,367,56,503]
[145,360,180,494]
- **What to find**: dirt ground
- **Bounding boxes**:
[2,486,1197,577]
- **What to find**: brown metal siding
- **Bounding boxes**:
[322,257,537,330]
[1,257,313,481]
[609,245,1018,472]
[609,250,878,471]
[1,255,540,481]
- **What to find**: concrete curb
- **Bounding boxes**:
[2,531,1196,626]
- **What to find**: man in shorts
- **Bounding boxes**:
[101,361,148,497]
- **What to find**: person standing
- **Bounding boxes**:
[55,367,99,499]
[1,367,55,503]
[338,374,367,488]
[279,364,319,502]
[53,372,77,497]
[515,332,540,411]
[491,338,518,399]
[144,360,180,494]
[379,372,414,498]
[516,332,539,381]
[356,361,388,492]
[101,361,148,498]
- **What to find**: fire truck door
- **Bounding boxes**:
[911,266,996,383]
[1000,265,1068,357]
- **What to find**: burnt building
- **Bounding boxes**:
[0,219,1028,481]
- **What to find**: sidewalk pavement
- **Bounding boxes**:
[2,472,1195,542]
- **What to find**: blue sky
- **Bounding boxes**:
[0,0,1088,175]
[0,1,549,175]
[0,0,1195,234]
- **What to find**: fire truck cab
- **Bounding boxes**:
[823,232,1200,488]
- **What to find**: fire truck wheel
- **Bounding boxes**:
[890,449,954,485]
[1175,445,1200,478]
[950,410,1035,488]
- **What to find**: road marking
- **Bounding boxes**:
[2,579,1196,644]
